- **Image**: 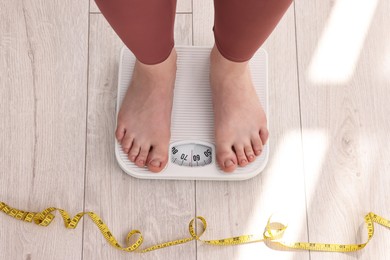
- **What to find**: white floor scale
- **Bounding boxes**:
[115,45,269,181]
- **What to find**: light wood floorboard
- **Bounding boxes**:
[295,0,390,259]
[0,0,89,259]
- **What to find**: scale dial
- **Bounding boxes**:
[170,143,212,167]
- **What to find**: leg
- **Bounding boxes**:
[95,0,177,65]
[212,0,293,62]
[95,0,178,172]
[210,0,293,172]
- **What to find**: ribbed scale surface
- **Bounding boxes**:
[115,45,268,180]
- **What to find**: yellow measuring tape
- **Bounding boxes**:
[1,201,389,253]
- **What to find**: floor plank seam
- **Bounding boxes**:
[22,4,38,182]
[192,1,198,258]
[292,2,311,260]
[81,3,92,260]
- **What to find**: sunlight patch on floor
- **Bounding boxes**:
[302,129,329,208]
[236,130,310,260]
[307,0,378,85]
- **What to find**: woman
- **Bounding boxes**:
[94,0,293,173]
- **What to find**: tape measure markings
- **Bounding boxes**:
[1,201,389,253]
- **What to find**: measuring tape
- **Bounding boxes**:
[1,201,389,253]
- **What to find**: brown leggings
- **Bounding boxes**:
[94,0,293,65]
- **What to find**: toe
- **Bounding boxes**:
[260,127,269,145]
[115,124,126,144]
[135,144,150,167]
[233,144,248,167]
[216,144,237,173]
[128,141,141,162]
[244,144,256,162]
[251,134,263,156]
[146,145,169,173]
[120,133,134,154]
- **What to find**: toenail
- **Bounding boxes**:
[224,160,234,168]
[130,156,136,162]
[255,150,262,155]
[150,160,161,167]
[138,160,145,165]
[241,159,247,164]
[248,155,254,160]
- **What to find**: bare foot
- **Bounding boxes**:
[209,44,269,173]
[115,48,177,173]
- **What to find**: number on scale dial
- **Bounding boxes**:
[171,143,212,167]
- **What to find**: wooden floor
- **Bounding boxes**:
[1,0,390,259]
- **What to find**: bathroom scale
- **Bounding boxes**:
[115,45,269,181]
